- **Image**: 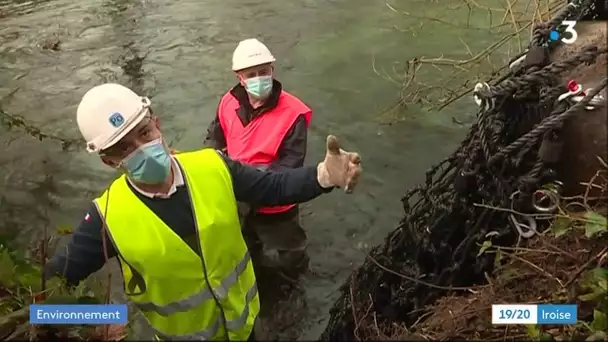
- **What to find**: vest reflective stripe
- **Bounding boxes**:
[94,149,260,341]
[218,89,312,214]
[153,284,258,341]
[226,283,257,330]
[135,252,251,316]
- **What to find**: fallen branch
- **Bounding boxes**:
[564,247,608,288]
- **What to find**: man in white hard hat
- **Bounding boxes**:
[44,83,361,341]
[204,38,313,280]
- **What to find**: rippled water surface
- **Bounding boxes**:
[0,0,502,338]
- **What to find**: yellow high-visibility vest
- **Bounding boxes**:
[94,148,259,341]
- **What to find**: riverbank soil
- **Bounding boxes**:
[405,226,608,341]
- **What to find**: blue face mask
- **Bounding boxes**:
[245,76,273,99]
[121,139,172,184]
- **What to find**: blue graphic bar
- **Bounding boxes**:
[536,304,577,325]
[30,304,128,325]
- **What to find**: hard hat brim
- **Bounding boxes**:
[96,107,148,152]
[232,57,276,71]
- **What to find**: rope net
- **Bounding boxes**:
[321,1,607,340]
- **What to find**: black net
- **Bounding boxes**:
[570,0,608,20]
[321,1,607,340]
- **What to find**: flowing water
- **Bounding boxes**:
[0,0,505,339]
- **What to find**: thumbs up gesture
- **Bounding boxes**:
[317,135,362,193]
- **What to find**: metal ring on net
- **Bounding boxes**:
[532,180,564,213]
[531,189,560,213]
[473,82,495,112]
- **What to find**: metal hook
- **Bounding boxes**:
[509,189,538,238]
[509,214,538,238]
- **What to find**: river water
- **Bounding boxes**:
[0,0,506,339]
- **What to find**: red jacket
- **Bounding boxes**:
[218,89,312,214]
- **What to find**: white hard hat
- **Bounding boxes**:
[76,83,151,153]
[232,38,276,71]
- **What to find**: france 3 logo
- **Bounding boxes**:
[548,21,578,45]
[554,0,608,44]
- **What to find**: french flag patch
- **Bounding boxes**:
[85,213,91,222]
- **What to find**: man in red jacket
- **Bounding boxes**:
[204,38,312,279]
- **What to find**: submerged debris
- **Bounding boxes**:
[39,37,60,51]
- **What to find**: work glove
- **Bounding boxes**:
[317,135,362,193]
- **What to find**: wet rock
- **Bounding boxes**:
[557,103,607,197]
[552,22,607,197]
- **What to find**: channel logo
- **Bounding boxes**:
[548,20,578,44]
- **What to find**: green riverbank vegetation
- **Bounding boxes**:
[0,236,123,340]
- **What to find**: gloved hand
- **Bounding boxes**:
[317,135,362,193]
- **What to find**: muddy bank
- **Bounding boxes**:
[415,218,608,341]
[321,2,608,340]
